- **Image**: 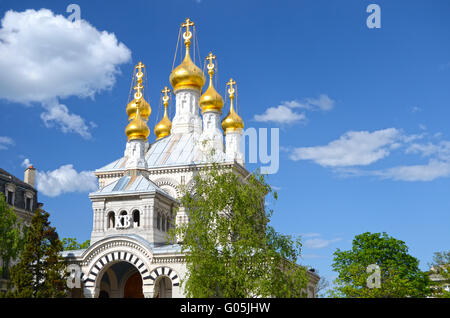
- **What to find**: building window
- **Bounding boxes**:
[24,191,34,212]
[119,211,127,227]
[25,197,31,211]
[162,215,166,232]
[133,210,140,227]
[107,212,115,229]
[6,190,14,205]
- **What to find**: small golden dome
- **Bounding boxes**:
[199,52,223,114]
[169,18,205,93]
[126,98,151,121]
[154,111,172,140]
[221,78,244,134]
[222,104,244,133]
[125,108,150,141]
[155,87,172,140]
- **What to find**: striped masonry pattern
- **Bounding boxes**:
[147,266,180,287]
[83,251,152,288]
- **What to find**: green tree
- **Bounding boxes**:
[428,251,450,298]
[330,232,430,298]
[62,237,90,251]
[170,164,308,298]
[9,207,68,298]
[0,193,26,282]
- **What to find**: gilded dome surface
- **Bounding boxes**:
[154,113,172,140]
[125,108,150,141]
[126,98,151,121]
[221,78,244,133]
[199,52,223,114]
[221,105,244,133]
[155,87,172,140]
[170,18,205,93]
[170,53,205,93]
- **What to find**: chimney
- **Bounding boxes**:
[24,165,36,188]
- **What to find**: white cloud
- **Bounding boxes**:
[0,136,14,150]
[253,105,306,124]
[304,237,342,249]
[41,101,91,139]
[405,141,450,160]
[253,94,335,124]
[304,94,335,111]
[21,158,32,168]
[0,9,131,137]
[290,128,401,167]
[36,164,98,197]
[377,160,450,182]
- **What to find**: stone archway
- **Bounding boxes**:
[83,249,153,298]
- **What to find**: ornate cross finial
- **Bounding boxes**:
[135,61,145,83]
[206,52,216,67]
[227,78,236,97]
[135,61,145,73]
[161,86,171,103]
[206,52,216,78]
[181,18,195,43]
[134,82,144,100]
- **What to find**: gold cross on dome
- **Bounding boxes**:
[181,18,194,35]
[161,86,171,103]
[135,61,145,73]
[206,52,216,66]
[134,82,143,99]
[227,78,236,97]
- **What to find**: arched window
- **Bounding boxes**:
[162,215,166,232]
[107,212,115,229]
[133,210,140,227]
[119,211,127,227]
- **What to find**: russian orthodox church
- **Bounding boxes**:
[63,18,319,298]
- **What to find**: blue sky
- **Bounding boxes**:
[0,0,449,290]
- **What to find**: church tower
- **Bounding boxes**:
[124,62,150,171]
[222,78,245,165]
[198,52,225,159]
[169,18,205,136]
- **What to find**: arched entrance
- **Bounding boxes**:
[97,261,144,298]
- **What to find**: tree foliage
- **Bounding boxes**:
[62,237,90,251]
[0,193,25,280]
[330,232,430,298]
[9,208,68,298]
[170,164,308,298]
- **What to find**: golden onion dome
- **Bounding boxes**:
[125,108,150,141]
[126,97,151,121]
[170,50,205,93]
[199,52,223,114]
[154,87,172,140]
[221,78,244,134]
[169,18,205,93]
[154,109,172,140]
[222,103,244,133]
